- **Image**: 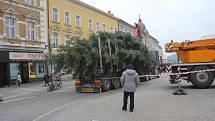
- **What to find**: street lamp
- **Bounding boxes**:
[44,44,55,84]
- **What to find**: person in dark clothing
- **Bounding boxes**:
[120,64,140,112]
[43,73,49,87]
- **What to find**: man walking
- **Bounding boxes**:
[120,64,140,112]
[43,73,49,87]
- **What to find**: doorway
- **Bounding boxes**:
[20,62,29,83]
[0,63,8,87]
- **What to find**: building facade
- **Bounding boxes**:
[0,0,46,86]
[118,19,134,36]
[48,0,119,48]
[133,18,163,64]
[148,35,163,64]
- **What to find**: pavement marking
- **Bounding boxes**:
[0,88,74,104]
[3,93,29,100]
[32,100,82,121]
[0,96,35,104]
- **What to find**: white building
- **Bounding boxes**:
[118,19,134,36]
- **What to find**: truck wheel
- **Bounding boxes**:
[189,66,214,89]
[101,79,111,91]
[112,79,120,89]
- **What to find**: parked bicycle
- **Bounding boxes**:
[47,74,62,92]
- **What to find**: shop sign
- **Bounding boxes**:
[9,52,44,60]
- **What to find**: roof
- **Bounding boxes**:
[149,35,159,43]
[70,0,119,20]
[119,19,135,29]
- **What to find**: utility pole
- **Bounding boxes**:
[46,0,53,84]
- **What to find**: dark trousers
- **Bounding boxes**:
[44,80,49,87]
[123,91,134,110]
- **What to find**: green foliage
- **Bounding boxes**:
[55,32,151,78]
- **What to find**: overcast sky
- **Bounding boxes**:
[80,0,215,52]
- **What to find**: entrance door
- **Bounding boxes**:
[0,63,8,87]
[20,62,29,83]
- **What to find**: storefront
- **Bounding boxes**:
[0,51,46,87]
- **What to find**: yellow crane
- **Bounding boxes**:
[165,37,215,88]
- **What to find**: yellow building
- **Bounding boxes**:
[48,0,119,47]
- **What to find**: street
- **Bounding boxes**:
[0,74,215,121]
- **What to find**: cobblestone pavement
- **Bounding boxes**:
[43,74,215,121]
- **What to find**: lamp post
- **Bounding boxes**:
[44,45,52,83]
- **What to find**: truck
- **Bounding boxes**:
[61,32,153,93]
[165,37,215,88]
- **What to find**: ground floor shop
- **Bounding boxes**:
[0,51,46,87]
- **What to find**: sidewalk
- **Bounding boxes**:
[0,79,74,101]
[0,81,47,101]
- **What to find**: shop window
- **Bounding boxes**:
[29,63,37,79]
[38,65,45,73]
[10,63,19,80]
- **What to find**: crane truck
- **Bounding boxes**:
[165,37,215,88]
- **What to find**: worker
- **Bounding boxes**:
[120,64,140,112]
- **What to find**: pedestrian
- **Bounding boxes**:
[16,73,22,87]
[43,73,49,87]
[120,64,140,112]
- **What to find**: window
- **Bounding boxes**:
[75,15,81,27]
[38,65,45,73]
[96,22,99,32]
[102,24,106,32]
[52,32,59,47]
[64,12,70,25]
[88,19,93,30]
[27,21,35,40]
[120,25,123,31]
[5,17,16,38]
[26,0,34,6]
[110,27,113,33]
[115,28,118,32]
[64,34,71,45]
[52,8,59,22]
